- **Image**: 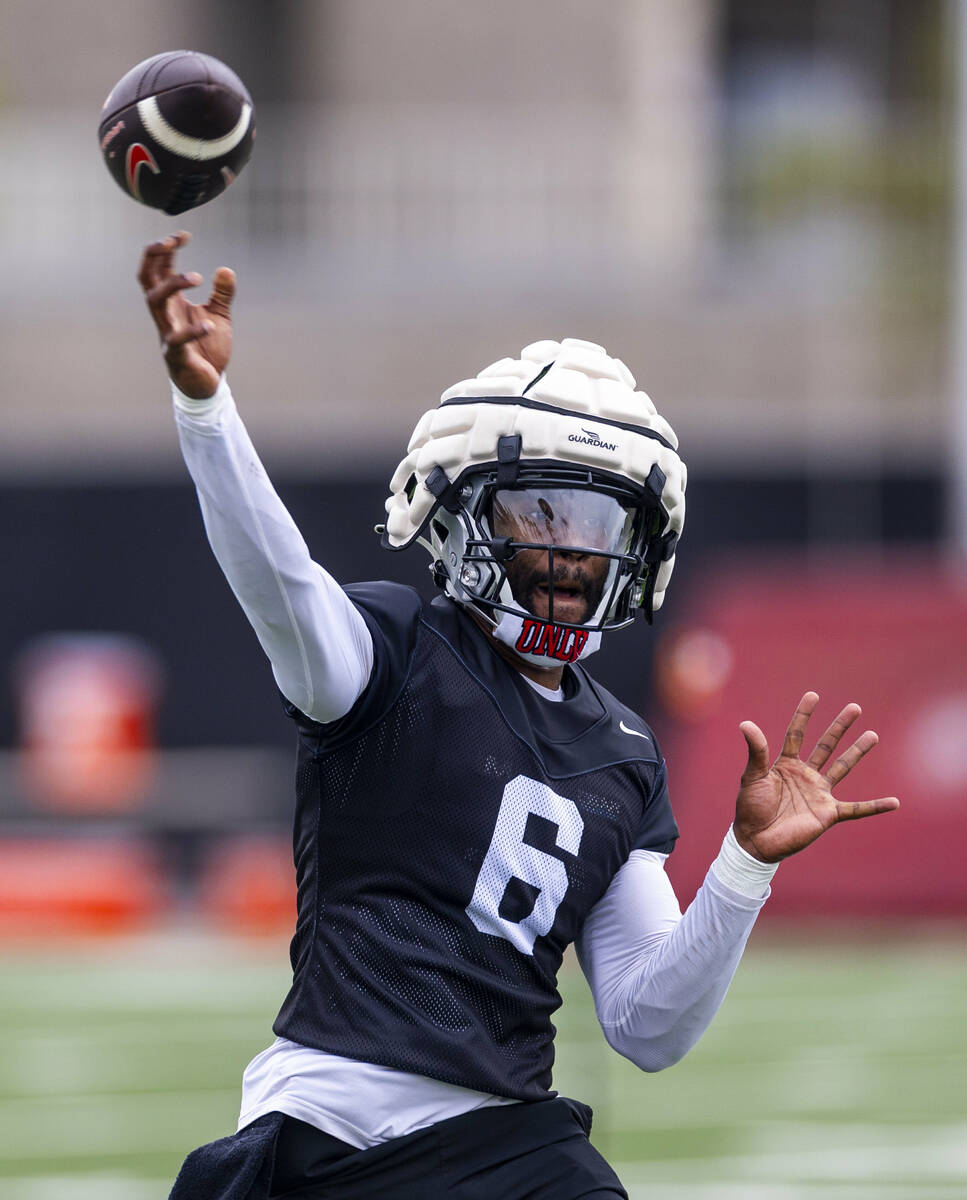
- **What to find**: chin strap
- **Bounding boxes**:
[492,609,602,667]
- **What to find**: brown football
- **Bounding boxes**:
[98,50,255,215]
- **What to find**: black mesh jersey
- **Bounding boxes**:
[273,583,678,1101]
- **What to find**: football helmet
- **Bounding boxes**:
[381,338,686,665]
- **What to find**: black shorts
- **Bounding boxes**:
[168,1098,628,1200]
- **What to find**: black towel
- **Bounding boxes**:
[168,1112,285,1200]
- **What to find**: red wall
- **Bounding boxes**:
[655,554,967,917]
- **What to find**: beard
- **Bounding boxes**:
[505,555,607,625]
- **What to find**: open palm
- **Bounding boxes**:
[733,692,899,863]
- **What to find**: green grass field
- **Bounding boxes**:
[0,930,964,1199]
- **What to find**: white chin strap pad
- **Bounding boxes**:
[492,610,602,667]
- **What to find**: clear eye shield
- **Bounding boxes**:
[491,489,631,555]
[466,484,644,631]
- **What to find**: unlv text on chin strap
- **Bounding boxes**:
[492,610,602,667]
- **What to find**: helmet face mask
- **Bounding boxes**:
[422,461,668,636]
[490,485,634,627]
[382,338,687,665]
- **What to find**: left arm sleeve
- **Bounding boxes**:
[575,828,778,1072]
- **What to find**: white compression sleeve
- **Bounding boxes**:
[172,377,374,724]
[575,828,778,1072]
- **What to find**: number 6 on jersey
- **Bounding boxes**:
[466,775,584,955]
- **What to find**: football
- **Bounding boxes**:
[98,51,255,215]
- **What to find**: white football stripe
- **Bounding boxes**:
[136,95,252,161]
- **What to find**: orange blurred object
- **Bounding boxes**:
[15,634,161,812]
[0,838,166,936]
[655,627,734,722]
[199,836,295,934]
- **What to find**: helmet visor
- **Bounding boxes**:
[490,488,634,625]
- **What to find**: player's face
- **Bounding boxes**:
[491,488,632,624]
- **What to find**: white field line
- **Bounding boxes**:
[4,1179,962,1200]
[557,1045,963,1072]
[563,1069,965,1132]
[708,1003,967,1032]
[0,1090,237,1157]
[620,1183,966,1200]
[0,1016,268,1043]
[617,1122,967,1187]
[0,959,286,993]
[4,1176,966,1200]
[0,977,285,1012]
[0,1180,166,1200]
[1,977,953,1021]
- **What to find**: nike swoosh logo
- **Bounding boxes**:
[126,143,160,202]
[619,720,649,740]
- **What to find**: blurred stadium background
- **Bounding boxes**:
[1,1,965,1196]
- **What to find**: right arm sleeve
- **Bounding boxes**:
[576,830,778,1072]
[172,376,374,724]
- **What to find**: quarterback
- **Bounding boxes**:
[140,233,899,1200]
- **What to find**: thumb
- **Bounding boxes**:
[207,267,236,318]
[739,720,770,784]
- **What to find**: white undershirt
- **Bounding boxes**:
[173,378,778,1149]
[522,676,564,702]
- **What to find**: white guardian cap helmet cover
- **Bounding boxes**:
[381,338,687,666]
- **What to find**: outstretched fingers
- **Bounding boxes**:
[206,267,236,319]
[780,691,820,759]
[137,241,169,292]
[835,795,900,822]
[739,720,771,784]
[139,233,201,344]
[806,702,861,771]
[137,231,191,291]
[146,272,203,315]
[825,728,879,787]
